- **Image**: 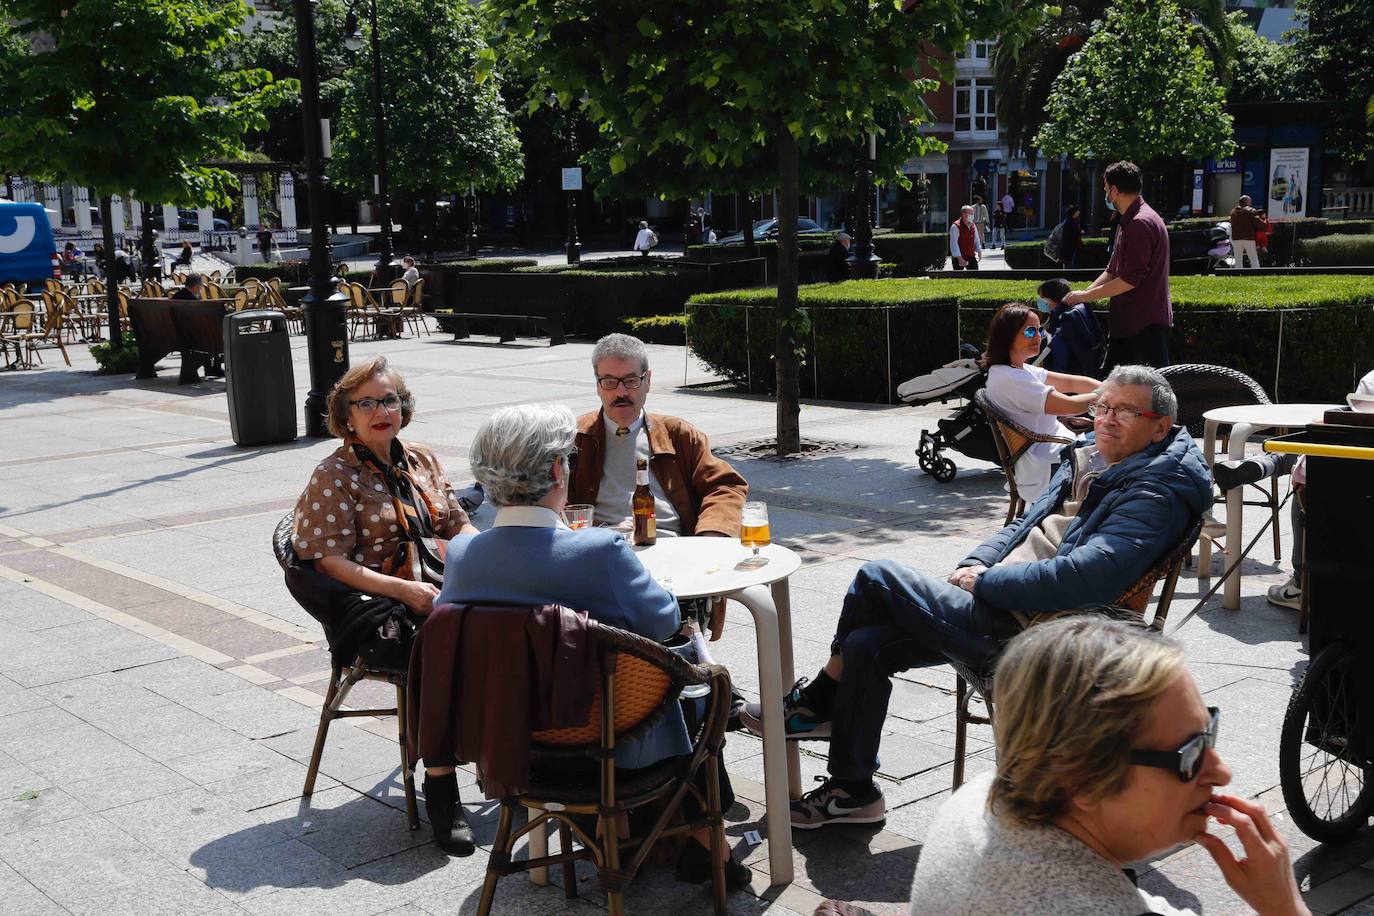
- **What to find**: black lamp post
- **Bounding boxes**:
[344,1,394,282]
[467,186,479,257]
[849,132,879,279]
[293,0,350,438]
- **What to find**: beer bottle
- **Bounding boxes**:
[633,458,656,546]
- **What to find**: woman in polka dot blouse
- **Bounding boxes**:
[291,356,478,617]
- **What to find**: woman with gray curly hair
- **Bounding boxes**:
[905,615,1306,916]
[433,402,752,889]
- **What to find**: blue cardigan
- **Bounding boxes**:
[436,523,689,770]
[1044,302,1105,377]
[963,428,1213,614]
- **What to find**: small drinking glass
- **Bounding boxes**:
[738,501,770,569]
[563,504,594,530]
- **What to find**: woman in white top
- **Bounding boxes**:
[908,615,1306,916]
[981,302,1100,504]
[400,255,420,286]
[633,220,657,256]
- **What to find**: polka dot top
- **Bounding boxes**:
[291,441,470,571]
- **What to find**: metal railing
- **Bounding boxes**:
[1323,187,1374,218]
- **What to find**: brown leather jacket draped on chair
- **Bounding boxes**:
[407,603,601,798]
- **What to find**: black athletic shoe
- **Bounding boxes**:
[674,837,753,891]
[738,677,832,740]
[1212,458,1265,493]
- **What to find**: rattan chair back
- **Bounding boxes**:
[1159,364,1271,438]
[975,389,1073,524]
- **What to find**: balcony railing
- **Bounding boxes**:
[1322,188,1374,219]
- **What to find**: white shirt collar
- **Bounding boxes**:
[492,505,569,529]
[602,411,646,437]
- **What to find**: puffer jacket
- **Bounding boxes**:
[961,427,1213,615]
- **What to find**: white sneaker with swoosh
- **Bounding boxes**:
[790,777,886,829]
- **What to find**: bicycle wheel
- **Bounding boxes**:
[1279,640,1374,841]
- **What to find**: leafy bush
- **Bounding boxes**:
[1295,234,1374,266]
[1167,217,1225,232]
[624,313,686,344]
[689,276,1374,403]
[234,261,309,285]
[1265,218,1330,266]
[872,233,949,274]
[439,258,538,272]
[1004,237,1113,270]
[685,237,834,263]
[1329,220,1374,235]
[90,332,140,374]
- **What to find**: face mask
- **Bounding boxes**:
[1035,297,1052,314]
[1103,189,1116,213]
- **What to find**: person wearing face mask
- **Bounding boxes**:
[949,204,984,270]
[1036,278,1106,379]
[1062,161,1172,370]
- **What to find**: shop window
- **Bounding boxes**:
[955,79,996,136]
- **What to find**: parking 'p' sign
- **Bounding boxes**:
[561,167,583,192]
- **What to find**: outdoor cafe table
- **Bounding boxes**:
[637,536,804,886]
[1200,403,1339,609]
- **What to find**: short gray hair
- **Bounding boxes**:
[592,333,648,374]
[468,403,576,507]
[1104,365,1177,420]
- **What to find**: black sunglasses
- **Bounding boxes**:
[1130,707,1220,781]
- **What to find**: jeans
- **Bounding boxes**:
[826,560,1022,782]
[1104,324,1170,371]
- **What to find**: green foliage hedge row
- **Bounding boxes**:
[688,276,1374,403]
[234,262,310,285]
[1295,234,1374,266]
[872,233,950,274]
[1004,238,1112,270]
[439,258,539,272]
[1329,220,1374,235]
[624,313,687,344]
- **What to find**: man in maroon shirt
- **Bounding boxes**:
[1063,161,1172,368]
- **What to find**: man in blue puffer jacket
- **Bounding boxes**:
[740,365,1214,829]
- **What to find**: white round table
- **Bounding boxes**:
[1200,403,1338,609]
[634,536,802,886]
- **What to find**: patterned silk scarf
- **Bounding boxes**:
[351,439,448,585]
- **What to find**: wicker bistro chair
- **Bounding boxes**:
[974,390,1075,526]
[474,615,733,916]
[949,516,1203,789]
[270,512,420,831]
[1159,363,1282,563]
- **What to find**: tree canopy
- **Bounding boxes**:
[1291,0,1374,162]
[1225,13,1301,106]
[1035,0,1235,164]
[328,0,522,198]
[0,0,288,207]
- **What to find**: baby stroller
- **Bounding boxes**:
[897,345,1000,482]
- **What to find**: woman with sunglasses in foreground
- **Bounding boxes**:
[908,615,1306,916]
[981,302,1103,503]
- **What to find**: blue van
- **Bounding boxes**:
[0,201,59,286]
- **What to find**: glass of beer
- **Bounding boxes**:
[738,501,770,569]
[563,504,594,530]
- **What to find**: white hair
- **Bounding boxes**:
[592,333,648,374]
[1104,365,1178,420]
[469,404,577,507]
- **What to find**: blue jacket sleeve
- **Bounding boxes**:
[973,479,1182,613]
[604,534,680,640]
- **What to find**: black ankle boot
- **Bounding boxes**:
[422,772,475,856]
[1212,458,1266,493]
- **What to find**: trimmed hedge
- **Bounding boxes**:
[1296,234,1374,266]
[1329,220,1374,235]
[439,258,538,272]
[234,261,310,285]
[872,233,949,274]
[1005,237,1111,270]
[688,276,1374,403]
[624,313,686,344]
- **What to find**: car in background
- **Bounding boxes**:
[0,201,60,285]
[150,208,231,232]
[715,217,831,245]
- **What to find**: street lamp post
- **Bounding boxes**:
[468,185,479,257]
[294,0,350,439]
[849,132,879,279]
[345,1,394,282]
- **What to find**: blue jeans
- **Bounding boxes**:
[826,560,1022,782]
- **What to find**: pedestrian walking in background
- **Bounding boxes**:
[989,206,1005,249]
[949,205,983,271]
[633,220,657,257]
[257,224,275,263]
[1229,195,1264,269]
[827,231,852,282]
[972,196,990,249]
[1063,161,1172,369]
[1060,205,1083,269]
[1001,190,1015,236]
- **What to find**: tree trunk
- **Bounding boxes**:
[99,195,120,346]
[774,128,801,457]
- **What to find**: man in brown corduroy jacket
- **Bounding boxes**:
[569,333,748,538]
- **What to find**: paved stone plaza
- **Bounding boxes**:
[1,326,1372,915]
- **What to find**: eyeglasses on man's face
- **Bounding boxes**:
[596,372,648,391]
[349,395,404,413]
[1087,401,1164,422]
[1130,707,1220,782]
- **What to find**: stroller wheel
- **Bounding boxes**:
[918,453,934,473]
[932,458,957,483]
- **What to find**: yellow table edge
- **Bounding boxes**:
[1264,440,1374,461]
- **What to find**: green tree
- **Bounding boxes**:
[0,0,289,345]
[489,0,1046,454]
[1226,13,1301,105]
[1291,0,1374,162]
[328,0,522,236]
[1035,0,1235,167]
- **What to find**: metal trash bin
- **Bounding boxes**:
[224,309,297,446]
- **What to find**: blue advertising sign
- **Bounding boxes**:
[0,202,57,285]
[1205,157,1240,174]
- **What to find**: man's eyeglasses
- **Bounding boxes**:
[349,395,405,412]
[1021,326,1046,339]
[1087,401,1165,422]
[1130,707,1220,782]
[596,372,648,391]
